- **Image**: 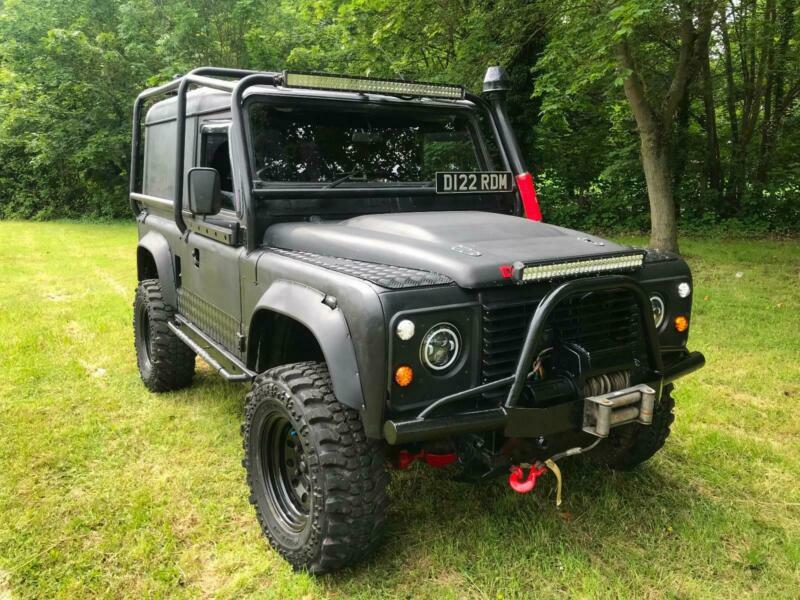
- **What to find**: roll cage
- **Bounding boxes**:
[129,67,530,252]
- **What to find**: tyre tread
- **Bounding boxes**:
[133,279,195,392]
[242,361,388,573]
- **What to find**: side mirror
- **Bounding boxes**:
[187,167,223,216]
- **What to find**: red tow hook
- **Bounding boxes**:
[508,462,547,493]
[396,449,457,470]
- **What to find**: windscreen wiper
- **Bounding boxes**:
[325,169,368,188]
[324,169,425,188]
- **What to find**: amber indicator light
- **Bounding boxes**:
[394,366,414,387]
[674,315,689,333]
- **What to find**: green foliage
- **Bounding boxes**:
[0,0,797,232]
[0,0,146,218]
[533,0,799,234]
[537,169,652,233]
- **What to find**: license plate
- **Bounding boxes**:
[435,171,514,194]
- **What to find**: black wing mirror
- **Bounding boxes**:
[187,167,223,216]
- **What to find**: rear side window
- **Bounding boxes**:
[143,121,176,199]
[248,104,484,185]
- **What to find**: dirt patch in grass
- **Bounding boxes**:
[0,569,11,600]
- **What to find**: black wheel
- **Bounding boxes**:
[133,279,195,392]
[242,362,389,573]
[591,385,676,470]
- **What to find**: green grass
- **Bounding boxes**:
[0,221,798,599]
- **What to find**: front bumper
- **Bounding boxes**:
[383,275,705,445]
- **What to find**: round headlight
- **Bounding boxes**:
[650,295,666,328]
[420,323,461,372]
[678,282,691,298]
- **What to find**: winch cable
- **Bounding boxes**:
[543,459,563,507]
[542,438,603,506]
[508,438,603,504]
[531,347,552,379]
[547,437,603,463]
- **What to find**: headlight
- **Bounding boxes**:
[678,282,691,298]
[650,295,666,328]
[420,323,461,371]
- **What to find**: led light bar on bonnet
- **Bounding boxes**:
[283,71,464,100]
[513,252,645,283]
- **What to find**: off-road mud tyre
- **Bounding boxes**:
[133,279,195,392]
[242,362,389,574]
[591,385,676,471]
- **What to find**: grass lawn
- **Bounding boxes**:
[0,221,798,599]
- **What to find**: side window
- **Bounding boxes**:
[200,126,234,211]
[143,121,176,199]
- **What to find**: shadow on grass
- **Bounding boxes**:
[324,455,723,587]
[182,369,734,588]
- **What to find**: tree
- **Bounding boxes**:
[0,0,797,232]
[753,0,800,189]
[537,1,716,252]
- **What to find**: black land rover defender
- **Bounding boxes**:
[130,66,705,573]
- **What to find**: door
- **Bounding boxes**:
[177,120,246,357]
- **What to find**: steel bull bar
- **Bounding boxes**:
[383,275,705,445]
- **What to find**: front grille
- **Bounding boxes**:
[481,289,644,388]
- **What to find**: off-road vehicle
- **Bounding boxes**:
[130,66,705,573]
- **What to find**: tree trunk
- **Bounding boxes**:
[755,0,795,187]
[755,83,775,189]
[640,131,679,253]
[720,16,743,216]
[700,28,722,195]
[617,37,686,254]
[672,88,691,210]
[755,0,776,189]
[614,0,707,256]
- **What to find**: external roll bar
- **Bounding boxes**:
[129,66,263,228]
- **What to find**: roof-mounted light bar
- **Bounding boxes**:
[513,252,645,283]
[283,71,464,100]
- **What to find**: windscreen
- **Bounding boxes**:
[248,103,485,186]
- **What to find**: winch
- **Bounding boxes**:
[582,383,657,438]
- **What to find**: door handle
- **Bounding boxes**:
[192,248,200,267]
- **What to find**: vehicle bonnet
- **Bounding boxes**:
[264,211,635,288]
